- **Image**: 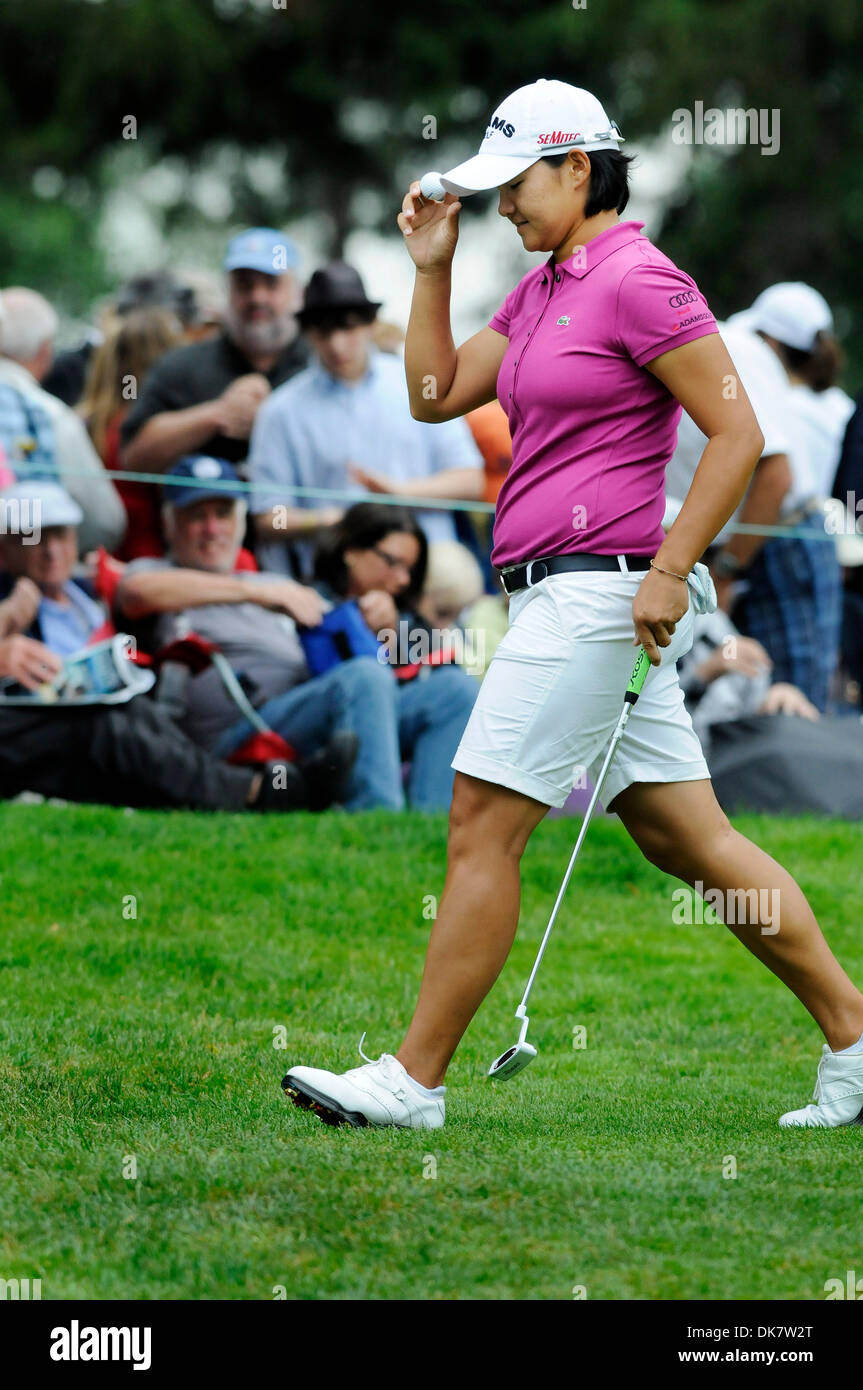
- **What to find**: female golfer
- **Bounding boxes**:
[283,79,863,1130]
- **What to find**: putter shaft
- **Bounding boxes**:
[518,648,652,1014]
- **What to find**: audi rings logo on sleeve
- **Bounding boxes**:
[668,290,699,308]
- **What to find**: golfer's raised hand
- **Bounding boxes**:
[632,569,690,666]
[398,181,462,270]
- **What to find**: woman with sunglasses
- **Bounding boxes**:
[310,502,479,812]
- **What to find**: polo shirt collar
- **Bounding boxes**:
[547,220,646,282]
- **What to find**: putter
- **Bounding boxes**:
[487,646,653,1080]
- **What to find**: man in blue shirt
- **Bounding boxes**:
[247,262,484,577]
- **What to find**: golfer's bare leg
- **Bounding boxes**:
[396,772,549,1089]
[614,779,863,1051]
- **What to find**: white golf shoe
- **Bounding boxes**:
[282,1037,445,1130]
[779,1044,863,1128]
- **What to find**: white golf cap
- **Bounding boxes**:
[728,282,834,353]
[438,79,623,197]
[0,479,83,527]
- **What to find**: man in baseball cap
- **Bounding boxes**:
[162,454,245,511]
[435,78,623,197]
[121,227,308,478]
[223,227,301,277]
[0,481,104,655]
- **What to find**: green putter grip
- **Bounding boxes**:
[624,648,652,704]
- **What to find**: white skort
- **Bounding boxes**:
[451,569,710,809]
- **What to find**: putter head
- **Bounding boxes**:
[486,1040,538,1080]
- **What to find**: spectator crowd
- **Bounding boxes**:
[1,226,862,817]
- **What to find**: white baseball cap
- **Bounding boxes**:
[728,283,834,353]
[438,79,623,197]
[0,479,83,527]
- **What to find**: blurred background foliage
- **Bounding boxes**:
[1,0,863,372]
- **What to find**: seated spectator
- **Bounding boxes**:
[0,289,126,555]
[79,306,187,561]
[120,228,308,476]
[679,608,819,749]
[117,479,476,810]
[677,604,863,817]
[307,504,479,809]
[417,541,486,629]
[0,481,107,654]
[0,481,355,812]
[417,540,508,681]
[247,261,484,579]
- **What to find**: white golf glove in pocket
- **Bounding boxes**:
[659,561,717,667]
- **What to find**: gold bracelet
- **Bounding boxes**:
[650,558,688,582]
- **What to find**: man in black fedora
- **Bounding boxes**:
[247,261,483,578]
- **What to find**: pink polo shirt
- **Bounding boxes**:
[488,220,717,566]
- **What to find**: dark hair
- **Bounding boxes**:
[302,307,377,334]
[313,502,428,603]
[543,149,634,217]
[115,271,198,327]
[765,330,844,393]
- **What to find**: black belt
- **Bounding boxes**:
[496,552,652,596]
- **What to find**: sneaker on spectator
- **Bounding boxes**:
[255,732,358,813]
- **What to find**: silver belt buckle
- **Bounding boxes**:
[497,562,519,595]
[525,559,548,587]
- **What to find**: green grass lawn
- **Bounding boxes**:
[0,802,860,1301]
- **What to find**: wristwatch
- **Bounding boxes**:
[714,550,743,579]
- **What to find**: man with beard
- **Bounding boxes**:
[120,229,309,481]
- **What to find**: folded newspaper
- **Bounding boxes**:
[0,634,155,706]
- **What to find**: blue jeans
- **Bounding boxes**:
[732,517,842,712]
[211,655,478,811]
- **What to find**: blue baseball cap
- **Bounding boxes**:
[164,456,245,510]
[223,227,300,277]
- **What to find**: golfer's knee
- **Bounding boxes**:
[632,809,734,879]
[635,828,685,877]
[446,773,538,863]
